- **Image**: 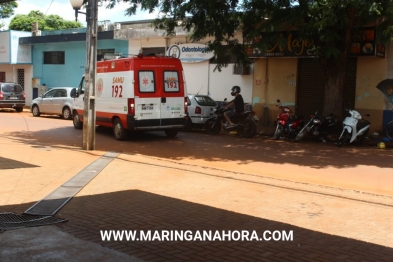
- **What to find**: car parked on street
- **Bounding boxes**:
[0,82,25,112]
[185,94,217,130]
[31,87,75,119]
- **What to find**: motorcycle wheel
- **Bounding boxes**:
[337,130,350,147]
[204,119,221,135]
[295,125,309,142]
[386,121,393,141]
[239,119,257,138]
[356,131,369,146]
[273,125,283,140]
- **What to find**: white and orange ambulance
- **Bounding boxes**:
[72,54,188,140]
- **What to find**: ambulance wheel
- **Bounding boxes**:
[113,118,127,140]
[73,112,82,129]
[165,129,178,138]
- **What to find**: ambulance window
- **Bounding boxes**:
[139,71,155,93]
[164,71,180,92]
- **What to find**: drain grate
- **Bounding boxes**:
[0,212,67,231]
[24,151,119,216]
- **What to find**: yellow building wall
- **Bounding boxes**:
[356,56,392,132]
[251,55,392,133]
[252,58,298,128]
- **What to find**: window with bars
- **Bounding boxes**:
[44,51,65,64]
[0,72,5,82]
[17,69,24,89]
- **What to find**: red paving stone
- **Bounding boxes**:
[2,123,393,261]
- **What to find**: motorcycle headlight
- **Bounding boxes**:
[313,119,321,124]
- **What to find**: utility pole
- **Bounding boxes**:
[82,0,97,150]
[70,0,97,150]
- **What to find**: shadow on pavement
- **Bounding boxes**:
[0,156,39,170]
[1,190,392,261]
[3,125,393,170]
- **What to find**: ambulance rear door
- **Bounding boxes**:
[134,70,161,127]
[159,69,185,127]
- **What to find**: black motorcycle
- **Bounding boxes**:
[295,111,337,142]
[204,101,257,138]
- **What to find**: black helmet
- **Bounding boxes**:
[231,85,241,96]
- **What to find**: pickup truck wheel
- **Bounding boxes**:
[113,118,127,140]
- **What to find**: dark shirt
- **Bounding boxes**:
[233,94,244,114]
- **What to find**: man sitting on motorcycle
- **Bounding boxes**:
[224,85,244,127]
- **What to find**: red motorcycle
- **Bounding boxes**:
[273,99,304,140]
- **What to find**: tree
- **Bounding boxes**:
[0,1,17,29]
[103,0,393,118]
[9,10,83,31]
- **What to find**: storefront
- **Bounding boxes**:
[0,31,33,105]
[248,29,392,132]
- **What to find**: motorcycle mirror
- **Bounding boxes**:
[224,98,227,102]
[277,99,280,103]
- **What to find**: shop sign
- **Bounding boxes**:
[246,31,313,58]
[167,43,214,63]
[246,28,385,58]
[350,28,385,58]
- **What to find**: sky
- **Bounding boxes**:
[1,0,158,29]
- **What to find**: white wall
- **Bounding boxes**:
[182,61,209,95]
[208,64,254,104]
[128,39,141,55]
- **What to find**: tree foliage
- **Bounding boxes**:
[0,1,18,29]
[9,10,83,31]
[102,0,393,117]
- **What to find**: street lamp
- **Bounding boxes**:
[70,0,97,150]
[69,0,86,22]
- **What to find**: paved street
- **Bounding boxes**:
[1,109,393,261]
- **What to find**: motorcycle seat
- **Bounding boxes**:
[357,120,370,130]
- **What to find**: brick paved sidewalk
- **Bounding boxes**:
[1,131,393,261]
[47,154,393,262]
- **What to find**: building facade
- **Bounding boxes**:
[16,22,393,133]
[0,31,33,102]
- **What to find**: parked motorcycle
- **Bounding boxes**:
[273,99,304,140]
[295,111,337,143]
[337,109,370,147]
[204,99,257,138]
